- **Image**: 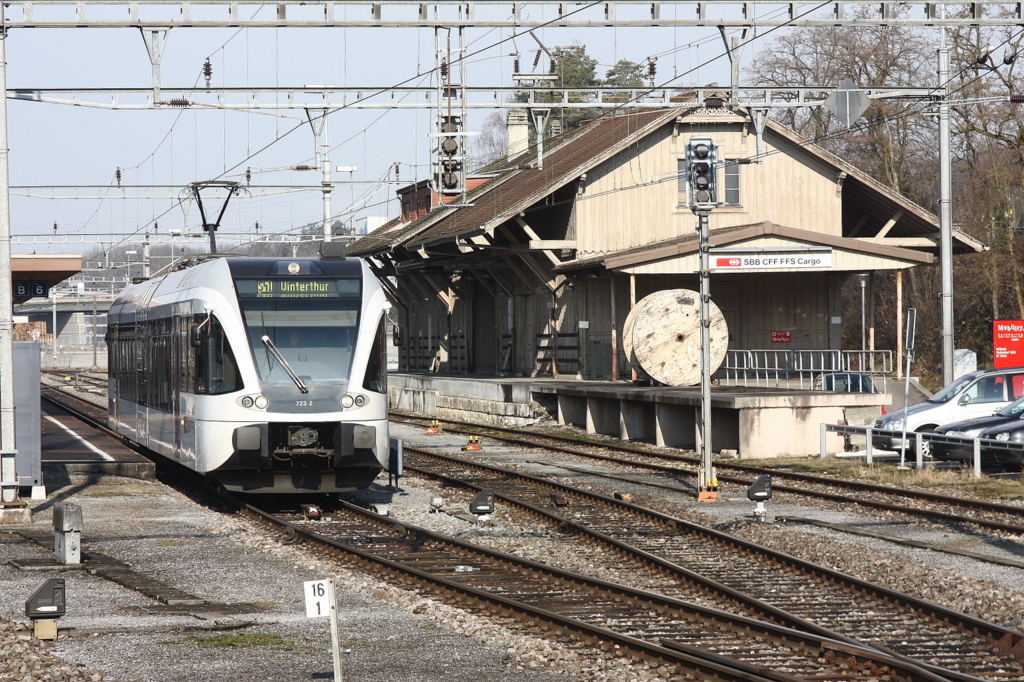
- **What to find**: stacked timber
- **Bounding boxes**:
[622,289,728,386]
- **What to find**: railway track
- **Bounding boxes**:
[270,501,958,682]
[389,412,1024,537]
[399,445,1024,681]
[38,384,986,682]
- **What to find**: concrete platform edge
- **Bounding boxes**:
[43,462,156,481]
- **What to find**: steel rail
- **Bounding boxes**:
[37,385,946,681]
[399,444,1024,678]
[390,412,1024,534]
[252,502,956,682]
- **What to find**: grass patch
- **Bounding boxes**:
[738,456,1024,500]
[184,633,302,649]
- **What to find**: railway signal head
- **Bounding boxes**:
[470,488,495,521]
[747,474,772,522]
[686,137,717,206]
[438,115,464,194]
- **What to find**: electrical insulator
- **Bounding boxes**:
[440,57,448,79]
[254,221,260,232]
[115,167,122,185]
[53,222,58,234]
[549,57,556,75]
[394,162,400,181]
[512,52,521,73]
[203,57,212,87]
[245,167,251,184]
[1011,94,1024,103]
[533,49,542,70]
[647,57,657,82]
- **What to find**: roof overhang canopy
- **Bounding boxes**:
[12,254,83,303]
[556,221,933,275]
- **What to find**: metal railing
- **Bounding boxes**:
[820,423,1024,478]
[718,349,893,391]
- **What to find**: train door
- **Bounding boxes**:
[134,283,158,448]
[171,313,182,460]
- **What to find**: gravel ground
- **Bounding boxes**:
[1,475,654,682]
[6,400,1024,681]
[388,422,1024,630]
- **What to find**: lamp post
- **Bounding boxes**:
[858,274,868,352]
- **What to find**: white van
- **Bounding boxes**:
[873,367,1024,452]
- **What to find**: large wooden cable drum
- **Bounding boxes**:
[623,289,728,387]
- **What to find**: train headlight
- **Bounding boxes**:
[241,396,254,408]
[340,394,355,409]
[996,432,1011,441]
[354,394,367,407]
[254,395,269,410]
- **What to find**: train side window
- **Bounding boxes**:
[195,314,244,395]
[362,317,387,394]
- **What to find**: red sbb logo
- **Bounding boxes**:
[717,257,742,267]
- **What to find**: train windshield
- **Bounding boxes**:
[235,278,361,385]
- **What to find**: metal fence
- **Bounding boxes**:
[820,423,1024,478]
[718,349,893,391]
[41,344,108,371]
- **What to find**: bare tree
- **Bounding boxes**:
[471,111,509,170]
[751,13,935,202]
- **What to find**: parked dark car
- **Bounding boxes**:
[931,396,1024,463]
[974,420,1024,468]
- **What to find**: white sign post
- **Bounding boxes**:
[305,578,343,682]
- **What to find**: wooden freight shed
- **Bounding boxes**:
[350,103,981,380]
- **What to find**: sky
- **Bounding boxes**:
[4,3,782,263]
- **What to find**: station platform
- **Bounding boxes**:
[39,402,155,489]
[389,372,889,458]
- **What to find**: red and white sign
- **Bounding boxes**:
[994,320,1024,368]
[771,331,792,344]
[711,251,833,270]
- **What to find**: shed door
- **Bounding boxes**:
[472,287,497,374]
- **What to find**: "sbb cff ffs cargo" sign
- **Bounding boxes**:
[994,320,1024,368]
[711,252,833,270]
[771,331,792,343]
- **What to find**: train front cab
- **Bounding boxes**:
[207,257,391,493]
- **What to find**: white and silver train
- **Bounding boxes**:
[106,252,392,493]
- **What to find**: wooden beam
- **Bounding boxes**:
[874,209,904,239]
[471,271,498,299]
[508,240,577,251]
[501,256,543,292]
[848,214,871,237]
[514,215,562,267]
[497,224,561,292]
[424,274,456,312]
[857,236,937,248]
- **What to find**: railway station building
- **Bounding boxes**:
[350,103,981,456]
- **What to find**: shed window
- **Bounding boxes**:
[724,160,740,205]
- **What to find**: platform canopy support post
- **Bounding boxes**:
[0,5,22,514]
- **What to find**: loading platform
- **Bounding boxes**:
[389,373,889,458]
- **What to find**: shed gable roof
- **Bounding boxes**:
[351,106,976,260]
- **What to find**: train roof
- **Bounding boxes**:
[224,256,364,278]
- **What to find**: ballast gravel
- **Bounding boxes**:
[5,411,1024,681]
